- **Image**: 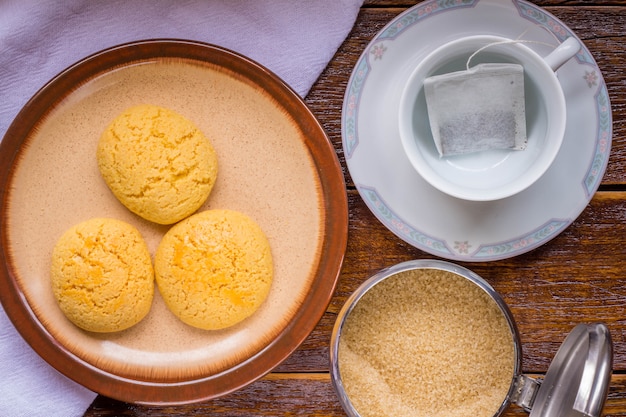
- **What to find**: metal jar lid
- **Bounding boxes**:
[516,322,613,417]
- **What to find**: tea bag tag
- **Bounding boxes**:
[424,63,527,157]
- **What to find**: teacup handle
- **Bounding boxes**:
[544,37,580,71]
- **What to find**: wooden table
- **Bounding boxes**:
[84,0,626,415]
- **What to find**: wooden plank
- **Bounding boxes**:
[84,373,626,416]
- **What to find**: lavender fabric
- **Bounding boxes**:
[0,1,362,415]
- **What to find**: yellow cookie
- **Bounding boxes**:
[97,104,218,225]
[155,209,273,330]
[51,218,154,333]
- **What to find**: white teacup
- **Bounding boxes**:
[399,35,580,201]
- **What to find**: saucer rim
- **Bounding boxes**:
[341,0,612,262]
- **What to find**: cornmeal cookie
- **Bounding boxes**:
[51,218,154,333]
[155,209,273,330]
[97,104,218,225]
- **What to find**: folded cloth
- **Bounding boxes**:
[0,304,96,417]
[0,1,362,416]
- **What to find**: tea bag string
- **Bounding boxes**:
[466,27,562,71]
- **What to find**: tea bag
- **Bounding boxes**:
[424,63,527,157]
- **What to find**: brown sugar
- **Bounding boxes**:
[337,268,515,417]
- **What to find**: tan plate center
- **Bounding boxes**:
[6,58,323,382]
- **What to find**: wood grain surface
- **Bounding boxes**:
[84,1,626,415]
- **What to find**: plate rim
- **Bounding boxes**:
[0,38,348,404]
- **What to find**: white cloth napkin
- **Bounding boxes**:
[0,1,362,416]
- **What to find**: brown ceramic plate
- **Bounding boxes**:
[0,39,348,404]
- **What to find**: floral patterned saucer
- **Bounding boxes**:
[342,0,611,262]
